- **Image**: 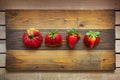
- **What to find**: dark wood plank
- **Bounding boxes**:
[6,29,114,50]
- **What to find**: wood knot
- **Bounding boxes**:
[79,24,84,27]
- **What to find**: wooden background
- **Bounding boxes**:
[0,0,120,79]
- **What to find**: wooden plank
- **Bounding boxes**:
[0,54,6,67]
[6,29,114,50]
[0,26,6,39]
[6,10,114,29]
[0,0,120,9]
[0,68,5,80]
[6,50,115,71]
[115,26,120,39]
[116,40,120,53]
[0,40,6,53]
[115,12,120,25]
[0,12,5,25]
[116,54,120,67]
[6,10,115,71]
[3,68,120,80]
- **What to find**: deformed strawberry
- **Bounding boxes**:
[84,31,100,48]
[45,30,62,47]
[66,28,80,48]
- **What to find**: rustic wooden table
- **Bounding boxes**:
[0,0,120,80]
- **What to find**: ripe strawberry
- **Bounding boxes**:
[66,28,80,48]
[22,28,43,48]
[45,30,62,46]
[84,31,100,48]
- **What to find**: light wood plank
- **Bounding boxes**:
[115,26,120,39]
[0,68,5,80]
[115,12,120,24]
[0,12,5,25]
[0,40,6,53]
[6,10,114,29]
[4,68,120,80]
[116,54,120,68]
[7,50,115,71]
[0,54,6,67]
[116,40,120,53]
[0,26,6,39]
[0,0,119,9]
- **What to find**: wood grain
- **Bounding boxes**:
[0,54,6,67]
[116,54,120,67]
[6,10,114,29]
[6,29,114,50]
[115,12,120,24]
[6,10,115,71]
[0,40,6,53]
[3,68,120,80]
[116,40,120,53]
[1,0,120,10]
[115,26,120,39]
[0,26,6,39]
[0,69,5,80]
[0,12,5,25]
[6,50,115,71]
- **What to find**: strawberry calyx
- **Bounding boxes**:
[49,30,58,38]
[68,28,79,35]
[86,31,100,38]
[27,28,39,39]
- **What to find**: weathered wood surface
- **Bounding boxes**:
[0,54,6,67]
[0,26,6,39]
[116,40,120,53]
[6,29,114,50]
[4,68,120,80]
[0,69,5,80]
[115,12,120,24]
[0,40,6,53]
[0,0,120,10]
[115,26,120,39]
[6,10,115,71]
[0,12,5,25]
[6,10,114,29]
[6,50,115,71]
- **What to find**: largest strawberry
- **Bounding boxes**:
[22,28,43,48]
[45,30,62,47]
[84,31,100,48]
[66,28,80,48]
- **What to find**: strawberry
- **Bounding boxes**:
[84,31,100,48]
[22,28,43,48]
[45,30,62,47]
[66,28,80,48]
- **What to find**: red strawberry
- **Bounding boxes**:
[66,28,80,48]
[22,28,43,48]
[45,30,62,46]
[84,31,100,48]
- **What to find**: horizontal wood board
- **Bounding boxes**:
[6,10,115,71]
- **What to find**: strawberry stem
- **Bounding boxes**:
[86,31,100,37]
[68,28,78,35]
[49,29,58,38]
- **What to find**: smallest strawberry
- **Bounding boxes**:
[66,28,80,48]
[84,31,100,48]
